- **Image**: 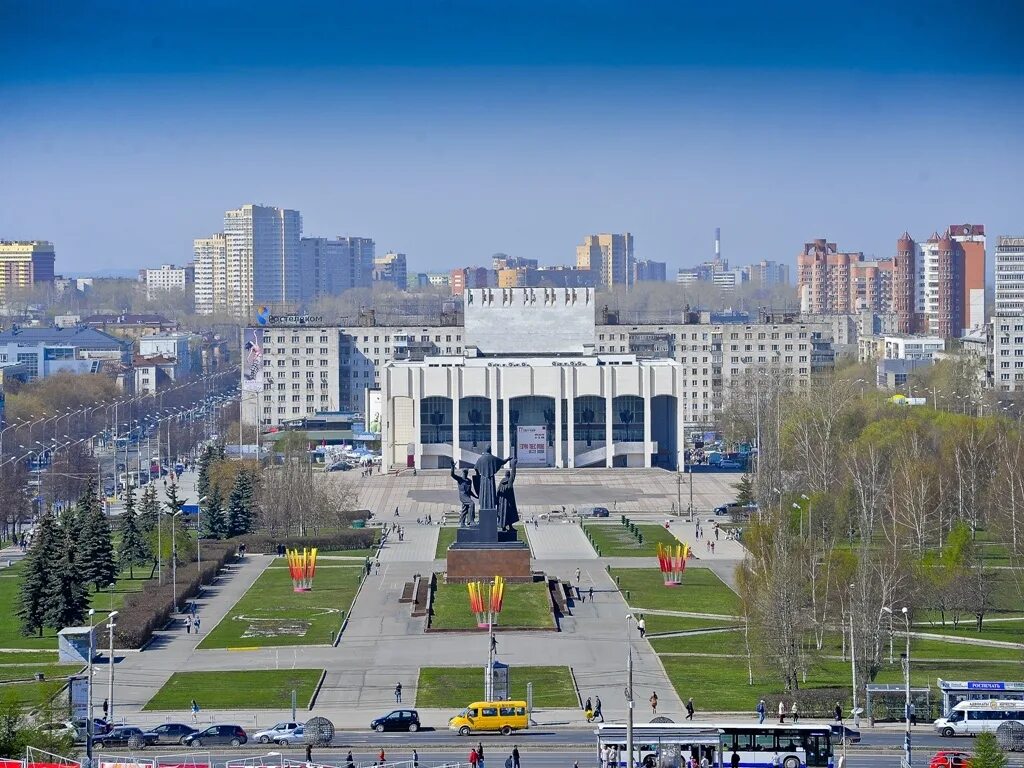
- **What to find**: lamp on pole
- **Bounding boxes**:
[849,583,860,728]
[86,608,96,765]
[106,611,118,724]
[171,510,183,610]
[881,606,894,664]
[902,606,912,768]
[197,496,208,574]
[625,613,635,768]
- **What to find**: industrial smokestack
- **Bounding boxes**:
[714,228,721,261]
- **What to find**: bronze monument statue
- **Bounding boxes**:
[472,446,511,512]
[496,457,519,531]
[450,467,477,526]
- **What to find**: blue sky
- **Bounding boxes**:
[1,1,1022,275]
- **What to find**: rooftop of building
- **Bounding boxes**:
[0,325,128,348]
[84,313,174,326]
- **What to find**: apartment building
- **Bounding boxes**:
[992,236,1024,392]
[193,233,227,315]
[373,252,408,290]
[633,259,667,283]
[576,233,634,289]
[299,236,375,302]
[224,204,302,316]
[0,240,56,303]
[140,263,194,302]
[797,238,895,315]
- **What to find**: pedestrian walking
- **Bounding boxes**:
[714,525,719,541]
[756,698,766,724]
[504,755,513,768]
[594,696,603,723]
[585,697,592,721]
[375,559,381,574]
[778,700,785,723]
[512,746,520,768]
[102,698,109,719]
[305,744,313,764]
[588,586,594,601]
[190,698,200,723]
[649,692,658,714]
[395,682,403,703]
[730,752,740,768]
[790,701,799,723]
[600,746,609,768]
[469,749,478,768]
[710,541,715,554]
[491,635,498,653]
[194,616,200,632]
[477,742,485,768]
[379,749,386,765]
[638,617,646,638]
[575,567,581,584]
[185,615,193,633]
[346,751,354,768]
[833,701,842,723]
[414,750,419,768]
[685,697,695,721]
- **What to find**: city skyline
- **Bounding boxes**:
[1,1,1022,274]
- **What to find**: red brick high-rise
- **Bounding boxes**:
[949,223,986,333]
[934,231,965,339]
[893,232,917,334]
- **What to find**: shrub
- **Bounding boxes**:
[234,530,375,553]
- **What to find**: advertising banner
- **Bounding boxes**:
[242,328,264,392]
[365,388,382,434]
[69,675,88,719]
[516,425,547,465]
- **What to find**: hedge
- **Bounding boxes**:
[233,530,375,553]
[114,542,235,648]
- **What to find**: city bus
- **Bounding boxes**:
[596,722,833,768]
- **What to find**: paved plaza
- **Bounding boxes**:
[106,467,743,729]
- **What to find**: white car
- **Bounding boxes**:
[270,725,306,745]
[253,721,303,744]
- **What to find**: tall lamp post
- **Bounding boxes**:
[901,606,912,768]
[625,613,636,768]
[106,611,118,724]
[86,608,96,766]
[849,584,859,728]
[171,510,183,609]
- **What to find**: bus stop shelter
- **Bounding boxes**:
[865,684,931,723]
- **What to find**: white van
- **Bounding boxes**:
[934,699,1024,737]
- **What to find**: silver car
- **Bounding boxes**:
[252,721,303,744]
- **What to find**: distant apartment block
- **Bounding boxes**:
[633,259,667,283]
[140,264,194,302]
[450,267,492,296]
[950,224,986,332]
[299,236,375,302]
[576,233,634,289]
[995,236,1024,317]
[992,236,1024,392]
[743,260,790,288]
[797,238,895,316]
[0,240,56,303]
[193,233,227,315]
[224,204,302,316]
[373,251,408,290]
[492,254,538,271]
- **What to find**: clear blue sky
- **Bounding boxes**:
[1,0,1022,275]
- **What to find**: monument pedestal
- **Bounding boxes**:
[445,508,532,582]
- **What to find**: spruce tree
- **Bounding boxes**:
[43,527,88,631]
[138,484,159,533]
[77,483,118,593]
[200,484,226,540]
[196,446,213,507]
[226,470,254,537]
[16,509,58,636]
[736,474,755,507]
[972,732,1008,768]
[117,485,149,579]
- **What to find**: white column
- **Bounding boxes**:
[451,370,461,469]
[675,368,686,471]
[412,373,422,469]
[605,368,614,468]
[554,371,564,468]
[566,383,576,469]
[642,369,652,469]
[503,388,512,459]
[489,369,499,451]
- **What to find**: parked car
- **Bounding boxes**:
[829,724,861,744]
[371,709,421,733]
[94,726,147,749]
[38,722,78,740]
[719,459,743,469]
[182,724,248,747]
[590,507,610,518]
[70,717,111,738]
[253,722,303,744]
[271,726,306,745]
[930,751,972,768]
[142,722,197,745]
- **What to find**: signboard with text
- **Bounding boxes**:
[242,328,264,392]
[516,425,547,465]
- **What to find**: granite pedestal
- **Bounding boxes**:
[445,507,531,582]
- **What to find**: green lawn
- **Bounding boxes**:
[197,563,362,648]
[0,680,69,708]
[435,527,458,558]
[143,669,323,710]
[611,567,741,616]
[0,665,80,683]
[417,666,577,709]
[640,614,739,635]
[88,567,158,614]
[584,523,682,557]
[321,548,378,560]
[0,651,59,665]
[0,565,59,649]
[652,629,749,655]
[914,620,1024,644]
[431,580,553,630]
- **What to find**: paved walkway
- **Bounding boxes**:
[524,521,597,560]
[378,525,440,563]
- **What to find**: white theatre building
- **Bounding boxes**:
[381,287,686,470]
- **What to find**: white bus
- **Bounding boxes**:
[934,699,1024,737]
[596,723,833,768]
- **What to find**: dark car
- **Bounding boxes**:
[590,507,610,518]
[71,718,112,738]
[94,726,146,749]
[143,722,197,745]
[182,724,248,747]
[371,709,421,733]
[830,724,861,744]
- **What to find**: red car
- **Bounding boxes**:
[929,750,972,768]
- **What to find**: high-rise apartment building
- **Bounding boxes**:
[224,204,302,316]
[995,236,1024,317]
[193,234,227,315]
[949,223,986,332]
[0,240,56,303]
[492,254,538,271]
[633,259,667,283]
[797,239,894,315]
[742,260,790,288]
[576,233,634,289]
[373,252,408,290]
[299,236,375,302]
[992,236,1024,391]
[449,267,492,296]
[140,264,195,302]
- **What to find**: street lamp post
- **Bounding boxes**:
[625,613,635,768]
[849,585,859,728]
[86,608,96,766]
[902,607,912,768]
[171,510,183,609]
[106,611,118,724]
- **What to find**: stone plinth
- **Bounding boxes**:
[446,544,532,582]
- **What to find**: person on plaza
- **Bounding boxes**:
[790,701,799,723]
[575,567,581,584]
[710,541,715,554]
[638,617,646,638]
[395,682,403,703]
[756,698,766,724]
[305,744,313,764]
[504,756,513,768]
[469,749,478,768]
[778,700,785,723]
[833,701,842,723]
[477,742,485,768]
[685,697,695,720]
[512,746,520,768]
[194,615,201,632]
[588,586,594,601]
[730,751,741,768]
[413,751,419,768]
[594,696,604,722]
[346,751,355,768]
[190,698,200,723]
[102,699,109,719]
[650,691,658,714]
[185,615,193,634]
[600,746,609,768]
